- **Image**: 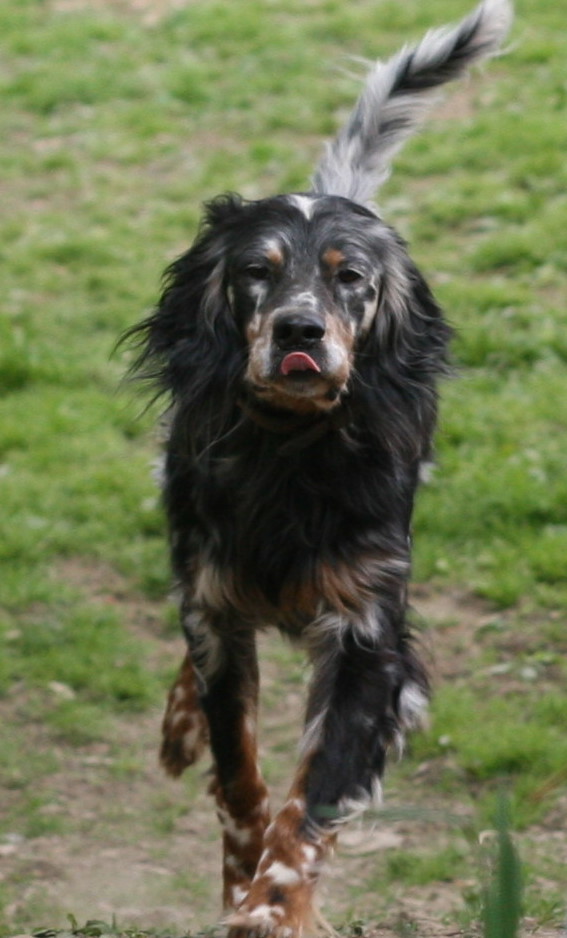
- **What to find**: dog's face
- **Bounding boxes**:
[138,188,443,435]
[223,193,389,413]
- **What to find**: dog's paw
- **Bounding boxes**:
[223,872,314,938]
[160,656,209,776]
[225,902,305,938]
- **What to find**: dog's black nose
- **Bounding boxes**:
[273,314,326,350]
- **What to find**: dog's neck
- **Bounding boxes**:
[236,392,352,456]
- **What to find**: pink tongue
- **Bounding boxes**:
[280,352,321,376]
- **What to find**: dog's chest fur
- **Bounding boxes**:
[165,415,415,631]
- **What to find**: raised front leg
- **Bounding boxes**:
[187,612,270,911]
[226,615,428,938]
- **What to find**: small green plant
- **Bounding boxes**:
[481,797,523,938]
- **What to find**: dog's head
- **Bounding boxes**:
[139,191,438,420]
[223,192,397,413]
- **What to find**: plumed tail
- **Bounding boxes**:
[311,0,513,204]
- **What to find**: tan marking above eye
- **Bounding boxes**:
[265,245,284,267]
[322,248,346,270]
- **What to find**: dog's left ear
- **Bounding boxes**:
[354,247,452,456]
[368,245,452,381]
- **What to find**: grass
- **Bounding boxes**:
[1,0,566,934]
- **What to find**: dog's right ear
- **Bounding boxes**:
[124,194,246,404]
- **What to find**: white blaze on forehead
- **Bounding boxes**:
[288,193,317,220]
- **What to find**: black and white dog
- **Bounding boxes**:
[127,2,511,934]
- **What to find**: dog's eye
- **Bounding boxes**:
[245,265,271,282]
[337,268,364,285]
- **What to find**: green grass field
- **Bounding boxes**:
[1,0,566,935]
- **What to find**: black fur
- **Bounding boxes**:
[127,190,451,821]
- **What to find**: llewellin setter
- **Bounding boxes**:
[126,2,512,933]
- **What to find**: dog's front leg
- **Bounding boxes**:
[226,615,425,938]
[225,762,332,938]
[191,616,270,912]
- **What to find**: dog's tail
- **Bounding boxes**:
[311,0,512,205]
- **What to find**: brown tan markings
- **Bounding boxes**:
[280,555,389,620]
[245,384,343,415]
[321,247,346,272]
[266,244,284,267]
[210,711,271,910]
[244,306,278,395]
[211,771,271,911]
[225,762,336,938]
[194,554,402,625]
[162,650,271,910]
[160,652,209,777]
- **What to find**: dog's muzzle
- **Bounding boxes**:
[273,313,325,377]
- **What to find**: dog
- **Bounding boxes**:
[126,2,511,934]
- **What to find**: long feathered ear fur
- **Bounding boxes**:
[353,237,453,461]
[311,0,512,204]
[125,195,247,438]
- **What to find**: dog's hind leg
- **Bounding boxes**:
[160,651,209,777]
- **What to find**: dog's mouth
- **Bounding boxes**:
[248,350,345,412]
[245,325,352,412]
[280,352,321,377]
